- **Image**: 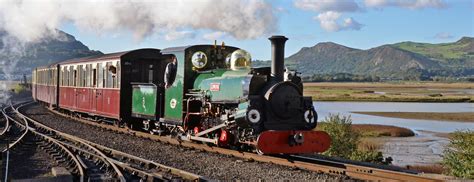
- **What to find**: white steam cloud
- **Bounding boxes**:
[0,0,277,42]
[0,0,277,103]
[0,35,26,103]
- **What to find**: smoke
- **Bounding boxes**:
[0,0,277,42]
[0,0,277,103]
[0,34,26,103]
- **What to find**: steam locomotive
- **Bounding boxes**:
[32,35,331,154]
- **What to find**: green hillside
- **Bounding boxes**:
[392,37,474,61]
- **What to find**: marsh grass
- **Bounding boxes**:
[358,138,383,152]
[352,124,415,137]
[317,123,415,137]
[304,82,474,102]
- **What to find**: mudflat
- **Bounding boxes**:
[304,82,474,102]
[353,112,474,122]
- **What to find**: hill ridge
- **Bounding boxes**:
[285,36,473,80]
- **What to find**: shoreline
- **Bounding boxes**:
[353,112,474,122]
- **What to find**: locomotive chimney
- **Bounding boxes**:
[269,35,288,82]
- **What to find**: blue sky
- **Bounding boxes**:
[58,0,473,60]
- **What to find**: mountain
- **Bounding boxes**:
[284,37,474,80]
[0,30,102,80]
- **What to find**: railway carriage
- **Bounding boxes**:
[32,65,59,107]
[32,36,331,154]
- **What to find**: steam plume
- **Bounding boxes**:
[0,0,277,42]
[0,0,277,103]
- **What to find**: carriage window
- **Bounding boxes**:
[65,67,69,86]
[103,63,107,88]
[73,69,77,87]
[60,68,63,86]
[82,65,87,87]
[77,65,82,87]
[52,69,56,86]
[93,68,97,87]
[116,63,120,88]
[148,64,153,83]
[105,62,117,88]
[69,66,73,86]
[98,63,103,88]
[106,62,112,88]
[52,69,55,86]
[86,64,91,87]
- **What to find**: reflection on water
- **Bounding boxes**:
[314,101,474,133]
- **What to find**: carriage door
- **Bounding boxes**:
[92,64,98,112]
[95,63,104,113]
[73,68,78,109]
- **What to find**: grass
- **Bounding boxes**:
[353,112,474,122]
[304,82,474,102]
[358,138,383,151]
[317,123,415,137]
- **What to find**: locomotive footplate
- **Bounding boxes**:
[256,130,331,154]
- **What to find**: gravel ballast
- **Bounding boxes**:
[23,104,344,181]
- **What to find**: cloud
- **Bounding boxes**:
[342,17,363,30]
[315,11,363,32]
[433,32,453,39]
[315,11,342,32]
[0,0,277,43]
[164,31,195,41]
[294,0,363,32]
[203,31,227,40]
[294,0,361,12]
[364,0,447,9]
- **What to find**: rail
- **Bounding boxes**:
[2,101,85,182]
[15,101,205,181]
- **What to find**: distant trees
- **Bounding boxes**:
[303,73,380,82]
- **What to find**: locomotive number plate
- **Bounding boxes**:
[210,83,220,91]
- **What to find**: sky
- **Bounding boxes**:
[1,0,473,60]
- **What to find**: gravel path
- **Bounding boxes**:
[23,104,345,181]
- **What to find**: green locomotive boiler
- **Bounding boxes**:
[130,36,330,154]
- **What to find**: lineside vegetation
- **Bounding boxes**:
[443,130,474,179]
[317,114,392,164]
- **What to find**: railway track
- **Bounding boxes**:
[0,103,29,153]
[25,101,444,181]
[3,101,205,181]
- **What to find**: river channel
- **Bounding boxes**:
[314,101,474,133]
[314,101,473,166]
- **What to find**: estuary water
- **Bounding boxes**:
[314,101,474,133]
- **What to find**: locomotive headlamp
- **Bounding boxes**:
[304,110,315,124]
[230,49,251,70]
[247,109,261,124]
[191,51,208,69]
